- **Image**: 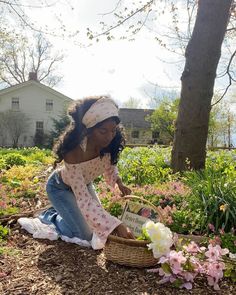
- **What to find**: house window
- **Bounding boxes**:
[131,130,139,138]
[152,131,159,139]
[11,97,19,111]
[46,99,53,111]
[36,121,44,133]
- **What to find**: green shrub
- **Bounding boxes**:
[183,166,236,234]
[169,210,196,234]
[118,146,172,185]
[220,233,236,254]
[4,153,26,168]
[0,158,6,169]
[0,225,9,241]
[0,207,19,217]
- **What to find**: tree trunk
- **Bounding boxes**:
[171,0,232,172]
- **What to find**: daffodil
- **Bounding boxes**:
[219,204,228,212]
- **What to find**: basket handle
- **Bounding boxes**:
[119,194,165,223]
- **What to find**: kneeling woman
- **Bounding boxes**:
[40,96,134,249]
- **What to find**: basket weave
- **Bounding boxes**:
[104,195,164,268]
[104,235,158,267]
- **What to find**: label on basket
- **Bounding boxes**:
[120,201,158,237]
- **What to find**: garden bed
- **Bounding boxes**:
[0,147,236,293]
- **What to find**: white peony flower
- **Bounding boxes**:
[143,220,173,259]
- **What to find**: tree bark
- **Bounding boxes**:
[171,0,233,172]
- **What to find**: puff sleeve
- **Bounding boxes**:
[103,163,119,188]
[61,164,122,248]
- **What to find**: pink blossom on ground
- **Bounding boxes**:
[205,245,229,261]
[168,251,187,274]
[206,261,225,281]
[209,236,221,246]
[207,276,220,291]
[183,241,201,254]
[181,282,192,290]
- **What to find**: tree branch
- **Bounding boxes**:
[211,50,236,107]
[98,0,122,16]
[92,0,155,39]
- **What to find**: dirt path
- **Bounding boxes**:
[0,221,235,295]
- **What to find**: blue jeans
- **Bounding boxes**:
[39,170,97,241]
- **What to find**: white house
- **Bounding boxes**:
[0,75,72,147]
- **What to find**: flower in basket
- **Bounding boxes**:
[142,220,173,259]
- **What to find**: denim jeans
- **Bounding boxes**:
[39,170,98,241]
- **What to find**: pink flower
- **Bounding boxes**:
[190,256,204,273]
[205,261,226,290]
[166,216,173,225]
[184,241,201,254]
[0,201,7,209]
[181,282,192,290]
[168,251,186,274]
[209,236,221,246]
[219,228,225,235]
[181,271,195,282]
[207,276,220,291]
[208,223,215,232]
[207,262,225,280]
[110,194,122,202]
[205,245,229,261]
[11,198,17,205]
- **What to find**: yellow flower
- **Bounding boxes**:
[219,204,228,212]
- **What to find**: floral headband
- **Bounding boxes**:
[82,96,119,129]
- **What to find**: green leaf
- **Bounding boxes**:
[162,263,172,274]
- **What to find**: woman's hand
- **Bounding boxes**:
[114,223,135,239]
[116,177,131,196]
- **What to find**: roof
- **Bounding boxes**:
[0,80,72,102]
[119,108,154,129]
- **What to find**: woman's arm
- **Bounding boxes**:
[113,223,135,239]
[103,158,131,196]
[116,176,131,196]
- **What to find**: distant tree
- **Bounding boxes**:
[0,113,7,146]
[0,32,64,87]
[147,99,179,145]
[122,97,142,108]
[48,111,70,147]
[0,110,30,147]
[207,106,223,147]
[208,103,236,148]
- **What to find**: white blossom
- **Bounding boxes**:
[143,220,173,258]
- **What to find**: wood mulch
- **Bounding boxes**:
[1,218,235,294]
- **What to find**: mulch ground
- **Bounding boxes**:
[0,178,235,294]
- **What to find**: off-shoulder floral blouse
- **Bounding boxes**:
[60,153,122,247]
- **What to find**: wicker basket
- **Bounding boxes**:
[104,195,164,268]
[104,234,158,267]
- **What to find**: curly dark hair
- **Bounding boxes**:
[53,96,126,167]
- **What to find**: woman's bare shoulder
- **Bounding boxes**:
[64,148,82,164]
